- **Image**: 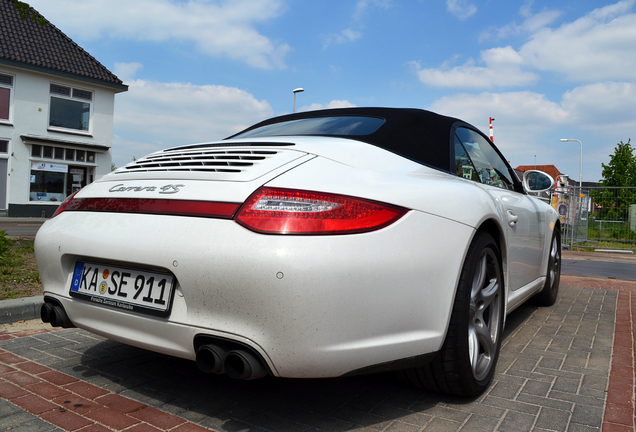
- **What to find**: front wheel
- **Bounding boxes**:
[399,231,504,396]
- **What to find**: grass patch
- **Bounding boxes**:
[0,236,42,300]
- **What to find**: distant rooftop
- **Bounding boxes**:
[0,0,127,92]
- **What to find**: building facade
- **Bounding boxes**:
[0,0,127,217]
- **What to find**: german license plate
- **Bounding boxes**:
[69,261,175,317]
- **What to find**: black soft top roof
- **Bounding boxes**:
[227,107,470,172]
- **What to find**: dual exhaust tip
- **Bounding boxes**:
[196,344,267,380]
[41,301,74,328]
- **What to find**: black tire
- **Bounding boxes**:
[399,231,504,396]
[534,228,561,306]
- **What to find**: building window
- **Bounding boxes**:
[30,163,67,202]
[31,144,96,164]
[49,84,92,132]
[30,163,88,202]
[0,73,13,122]
[0,140,8,153]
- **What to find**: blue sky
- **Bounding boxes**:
[29,0,636,182]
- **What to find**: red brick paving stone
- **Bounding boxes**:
[0,363,15,373]
[0,334,15,341]
[604,288,636,432]
[608,376,633,394]
[610,354,633,370]
[40,408,95,431]
[125,423,163,432]
[604,403,634,426]
[95,393,146,414]
[603,422,634,432]
[15,360,51,375]
[63,381,110,400]
[0,380,29,399]
[2,370,43,386]
[606,386,634,407]
[130,406,186,429]
[75,424,110,432]
[0,351,27,364]
[12,393,59,415]
[39,369,79,385]
[85,407,141,430]
[52,394,100,415]
[25,381,72,399]
[171,422,216,432]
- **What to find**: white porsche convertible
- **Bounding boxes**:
[35,107,561,396]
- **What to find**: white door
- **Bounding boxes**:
[454,127,545,291]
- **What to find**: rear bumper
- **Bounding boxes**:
[35,210,472,378]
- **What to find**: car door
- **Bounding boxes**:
[454,127,545,291]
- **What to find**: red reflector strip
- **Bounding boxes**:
[65,198,240,219]
[236,187,407,235]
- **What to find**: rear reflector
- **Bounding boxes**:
[63,198,240,219]
[235,187,407,235]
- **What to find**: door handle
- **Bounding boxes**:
[507,210,518,227]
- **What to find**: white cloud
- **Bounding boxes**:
[300,100,357,112]
[28,0,290,69]
[113,62,143,83]
[561,82,636,130]
[353,0,392,20]
[446,0,477,20]
[419,0,636,90]
[429,83,636,136]
[520,0,636,81]
[412,47,539,89]
[429,91,568,136]
[322,28,363,48]
[479,2,561,42]
[112,79,273,166]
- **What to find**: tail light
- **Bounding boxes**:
[51,191,80,218]
[235,187,407,235]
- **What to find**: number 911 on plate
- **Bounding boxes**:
[69,261,175,317]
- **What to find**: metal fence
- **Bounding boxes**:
[551,186,636,250]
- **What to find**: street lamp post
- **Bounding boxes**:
[293,88,304,113]
[559,138,583,189]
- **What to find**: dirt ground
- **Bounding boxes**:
[0,318,51,333]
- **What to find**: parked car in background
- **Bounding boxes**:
[35,107,561,396]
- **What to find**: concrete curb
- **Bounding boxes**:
[0,295,43,324]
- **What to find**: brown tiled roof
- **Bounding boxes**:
[0,0,127,91]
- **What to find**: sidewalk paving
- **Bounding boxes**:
[1,277,635,432]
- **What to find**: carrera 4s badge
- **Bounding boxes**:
[108,184,185,194]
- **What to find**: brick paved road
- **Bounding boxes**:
[0,281,629,431]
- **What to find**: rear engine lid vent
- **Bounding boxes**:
[113,144,307,182]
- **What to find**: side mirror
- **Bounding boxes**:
[522,170,554,192]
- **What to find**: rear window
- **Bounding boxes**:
[232,116,385,139]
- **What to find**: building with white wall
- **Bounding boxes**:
[0,0,127,217]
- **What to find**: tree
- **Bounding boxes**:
[591,139,636,222]
[600,139,636,187]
